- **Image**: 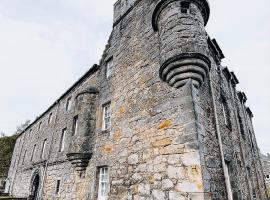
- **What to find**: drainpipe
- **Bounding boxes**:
[38,101,60,200]
[208,68,233,200]
[228,78,252,199]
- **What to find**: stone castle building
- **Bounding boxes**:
[261,154,270,198]
[5,0,268,199]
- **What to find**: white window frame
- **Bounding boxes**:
[41,139,47,159]
[98,167,109,200]
[55,179,61,194]
[102,103,111,131]
[59,129,66,152]
[106,58,113,78]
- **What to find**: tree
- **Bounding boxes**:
[0,132,5,137]
[14,119,31,135]
[0,135,17,177]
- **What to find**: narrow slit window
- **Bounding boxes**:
[238,114,245,136]
[72,115,79,136]
[41,139,47,159]
[181,1,190,14]
[106,58,113,78]
[38,122,42,131]
[221,97,231,127]
[55,180,61,194]
[102,103,111,131]
[59,128,67,152]
[66,97,72,111]
[22,150,27,165]
[31,145,36,162]
[48,113,53,124]
[98,167,109,200]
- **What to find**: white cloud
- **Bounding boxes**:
[0,0,269,154]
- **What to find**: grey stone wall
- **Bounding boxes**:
[5,0,268,199]
[261,154,270,198]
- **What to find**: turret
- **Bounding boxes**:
[152,0,211,88]
[66,87,98,172]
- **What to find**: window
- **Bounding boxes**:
[98,167,109,200]
[72,115,79,136]
[22,150,27,165]
[41,139,47,159]
[238,114,245,136]
[266,175,269,179]
[66,97,72,111]
[48,113,53,124]
[55,180,61,194]
[181,1,190,14]
[31,145,36,162]
[102,103,111,130]
[221,97,231,127]
[59,128,66,152]
[224,162,233,200]
[106,58,113,78]
[38,122,42,131]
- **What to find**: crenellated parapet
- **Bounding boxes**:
[67,87,99,171]
[152,0,211,88]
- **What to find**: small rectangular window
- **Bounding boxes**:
[41,139,47,159]
[31,145,36,162]
[181,1,190,14]
[48,113,53,124]
[102,103,111,131]
[66,97,72,111]
[106,58,113,78]
[55,180,61,194]
[22,150,27,165]
[98,167,109,200]
[72,115,79,136]
[59,128,67,152]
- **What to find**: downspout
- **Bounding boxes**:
[38,101,60,199]
[208,68,233,200]
[228,79,253,199]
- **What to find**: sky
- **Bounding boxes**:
[0,0,269,154]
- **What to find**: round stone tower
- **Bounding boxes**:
[152,0,211,88]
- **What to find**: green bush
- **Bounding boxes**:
[0,135,17,177]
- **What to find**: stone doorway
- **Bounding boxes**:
[29,174,40,200]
